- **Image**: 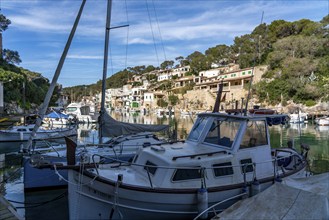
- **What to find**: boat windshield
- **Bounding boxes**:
[203,118,241,148]
[188,117,208,141]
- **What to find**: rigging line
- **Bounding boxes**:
[151,0,166,61]
[124,0,130,74]
[145,0,160,67]
[244,11,264,115]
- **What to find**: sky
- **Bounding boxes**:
[2,0,328,88]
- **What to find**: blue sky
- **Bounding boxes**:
[2,0,328,88]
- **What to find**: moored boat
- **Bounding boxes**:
[66,112,309,220]
[0,124,76,142]
[315,116,329,126]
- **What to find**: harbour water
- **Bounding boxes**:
[0,112,328,220]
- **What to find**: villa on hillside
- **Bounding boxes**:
[93,64,267,113]
[157,65,190,82]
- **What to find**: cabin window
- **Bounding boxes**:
[204,119,241,148]
[240,121,267,149]
[188,117,208,141]
[17,129,27,132]
[144,161,157,175]
[172,168,201,181]
[213,162,234,177]
[240,158,254,173]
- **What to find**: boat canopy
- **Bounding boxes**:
[45,111,69,119]
[100,112,169,137]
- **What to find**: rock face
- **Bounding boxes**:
[4,102,39,114]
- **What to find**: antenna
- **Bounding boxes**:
[244,11,265,116]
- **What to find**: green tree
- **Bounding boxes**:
[3,49,22,65]
[160,60,174,70]
[0,14,11,59]
[186,51,210,75]
[168,95,179,105]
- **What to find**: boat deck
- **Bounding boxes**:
[0,195,24,220]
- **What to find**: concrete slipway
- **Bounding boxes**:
[215,172,329,220]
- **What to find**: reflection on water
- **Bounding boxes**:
[0,113,328,219]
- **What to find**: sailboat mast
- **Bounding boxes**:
[26,0,86,152]
[99,0,113,144]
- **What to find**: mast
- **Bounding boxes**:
[99,0,113,144]
[26,0,86,152]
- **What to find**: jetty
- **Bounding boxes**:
[214,172,329,220]
[0,195,24,220]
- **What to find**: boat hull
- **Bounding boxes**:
[23,156,68,191]
[315,117,329,126]
[68,167,304,220]
[0,127,77,142]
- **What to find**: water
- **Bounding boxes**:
[1,113,328,219]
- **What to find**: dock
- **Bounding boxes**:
[214,172,329,220]
[0,195,24,220]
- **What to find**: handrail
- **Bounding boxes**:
[90,150,301,171]
[172,150,227,161]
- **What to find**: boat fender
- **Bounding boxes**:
[197,187,208,219]
[20,132,24,141]
[251,178,261,196]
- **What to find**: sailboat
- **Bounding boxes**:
[23,0,169,191]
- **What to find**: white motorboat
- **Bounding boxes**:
[289,111,308,123]
[66,112,309,220]
[0,124,76,142]
[315,116,329,126]
[65,102,99,123]
[43,110,75,125]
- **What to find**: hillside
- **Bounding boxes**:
[64,15,329,107]
[0,61,59,112]
[1,15,328,111]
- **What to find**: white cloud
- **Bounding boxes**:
[3,0,327,87]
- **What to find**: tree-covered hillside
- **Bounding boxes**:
[2,12,329,110]
[66,15,329,107]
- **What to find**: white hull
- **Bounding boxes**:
[42,118,72,125]
[0,127,76,142]
[24,133,164,191]
[68,168,302,220]
[315,117,329,126]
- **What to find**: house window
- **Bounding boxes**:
[172,168,201,181]
[213,162,234,177]
[144,161,157,175]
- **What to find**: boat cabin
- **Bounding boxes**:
[131,112,292,188]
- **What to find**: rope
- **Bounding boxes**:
[8,191,67,209]
[124,0,130,72]
[151,0,166,61]
[145,0,160,67]
[53,164,98,186]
